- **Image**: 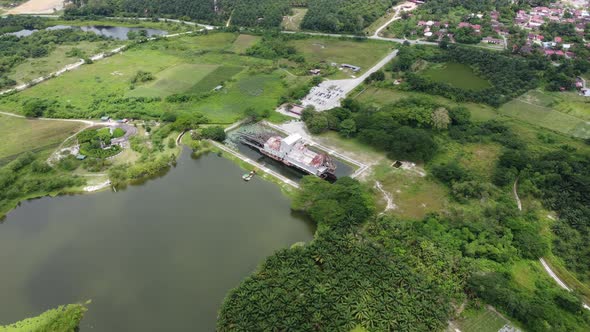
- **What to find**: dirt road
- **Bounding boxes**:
[6,0,63,14]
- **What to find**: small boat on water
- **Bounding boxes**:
[242,170,256,181]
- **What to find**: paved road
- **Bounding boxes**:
[281,30,438,46]
[300,49,398,111]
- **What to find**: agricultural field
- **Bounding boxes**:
[229,34,260,54]
[0,32,293,123]
[8,40,124,85]
[287,38,394,78]
[499,90,590,139]
[281,8,307,31]
[127,64,220,98]
[420,62,492,90]
[0,114,84,165]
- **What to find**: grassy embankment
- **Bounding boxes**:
[0,303,87,332]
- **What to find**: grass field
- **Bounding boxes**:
[288,38,393,78]
[430,141,502,182]
[127,63,219,98]
[421,62,492,91]
[0,115,84,165]
[373,162,448,219]
[188,66,244,94]
[281,8,308,31]
[0,33,290,123]
[455,307,509,332]
[9,40,123,85]
[230,34,261,54]
[499,90,590,139]
[188,71,288,123]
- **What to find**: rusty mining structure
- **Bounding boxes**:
[239,132,337,180]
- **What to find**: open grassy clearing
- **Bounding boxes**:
[313,131,447,220]
[230,34,261,53]
[431,141,502,182]
[420,62,492,91]
[187,66,244,94]
[281,8,308,31]
[186,70,288,123]
[511,260,543,291]
[8,40,123,85]
[0,33,295,123]
[288,38,393,78]
[455,307,509,332]
[0,114,84,165]
[127,63,219,98]
[372,162,448,219]
[499,94,590,139]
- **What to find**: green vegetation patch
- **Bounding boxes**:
[128,63,219,98]
[0,114,84,165]
[499,97,590,139]
[188,71,287,123]
[420,62,492,91]
[288,38,393,77]
[230,34,261,54]
[281,8,308,31]
[187,66,243,94]
[0,303,87,332]
[9,41,123,85]
[455,307,509,332]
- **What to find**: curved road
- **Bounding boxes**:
[512,175,589,310]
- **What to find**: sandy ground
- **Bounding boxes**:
[7,0,64,14]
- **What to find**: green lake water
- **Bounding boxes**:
[0,149,314,331]
[421,62,492,90]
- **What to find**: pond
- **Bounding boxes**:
[0,149,314,331]
[420,62,492,91]
[7,25,168,40]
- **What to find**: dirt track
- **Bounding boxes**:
[7,0,64,14]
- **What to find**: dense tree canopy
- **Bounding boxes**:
[218,177,465,331]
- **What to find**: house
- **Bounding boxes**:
[554,36,563,43]
[288,104,305,116]
[309,69,321,75]
[100,116,110,122]
[482,37,502,44]
[76,154,87,160]
[341,64,361,72]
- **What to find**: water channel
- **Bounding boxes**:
[0,149,314,331]
[7,25,168,40]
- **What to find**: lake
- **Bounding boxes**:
[7,25,168,40]
[0,149,314,331]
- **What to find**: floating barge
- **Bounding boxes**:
[239,132,337,180]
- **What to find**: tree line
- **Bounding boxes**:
[392,45,539,107]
